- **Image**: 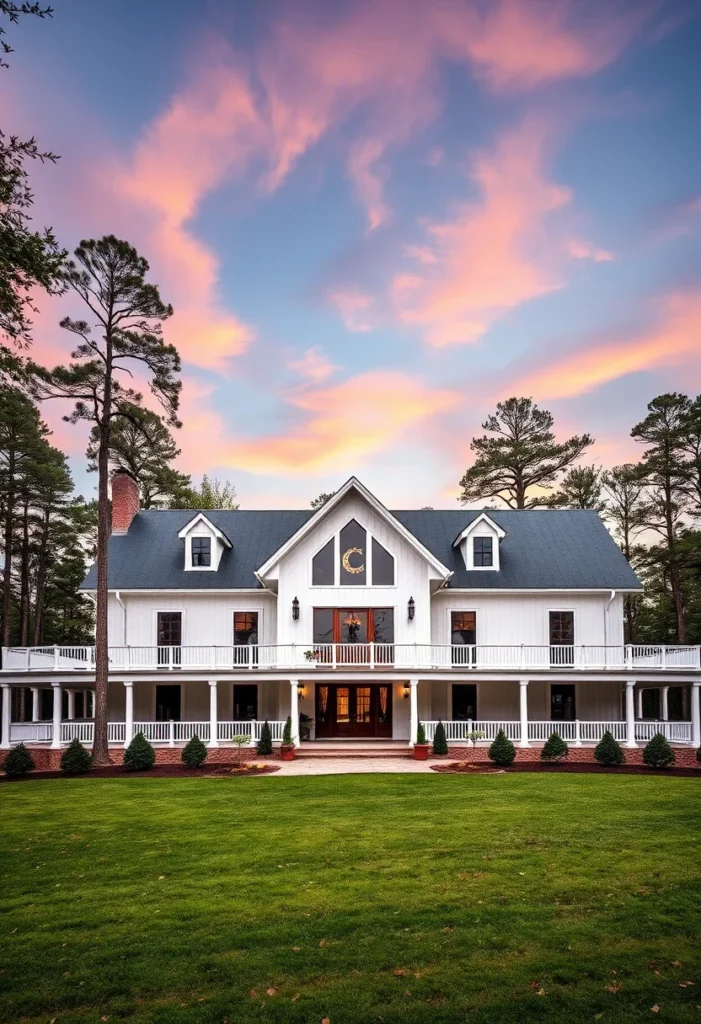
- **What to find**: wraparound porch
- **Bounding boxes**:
[2,676,699,750]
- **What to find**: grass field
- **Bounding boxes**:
[1,774,700,1024]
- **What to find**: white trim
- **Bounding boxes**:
[452,512,506,546]
[255,476,452,581]
[177,513,232,547]
[152,608,186,649]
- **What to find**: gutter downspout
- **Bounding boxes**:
[604,589,616,649]
[116,591,127,646]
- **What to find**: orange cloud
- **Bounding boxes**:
[394,116,571,347]
[512,292,701,400]
[178,371,459,477]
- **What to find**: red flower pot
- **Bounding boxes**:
[413,744,430,761]
[280,745,296,761]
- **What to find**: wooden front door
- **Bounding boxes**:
[315,684,392,739]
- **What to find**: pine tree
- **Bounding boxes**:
[594,730,625,766]
[31,236,181,765]
[311,491,335,510]
[257,721,273,756]
[432,720,448,755]
[123,732,156,771]
[602,464,648,642]
[459,398,593,508]
[547,466,606,512]
[642,732,675,769]
[488,729,515,766]
[181,734,208,769]
[540,732,569,761]
[176,474,238,510]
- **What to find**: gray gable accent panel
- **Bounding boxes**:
[81,507,641,592]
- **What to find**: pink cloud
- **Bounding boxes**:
[347,137,391,232]
[393,116,571,347]
[567,238,614,262]
[288,347,340,384]
[327,289,377,333]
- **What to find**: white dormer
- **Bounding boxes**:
[178,513,232,571]
[453,513,506,571]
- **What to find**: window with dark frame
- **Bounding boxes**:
[549,610,574,666]
[371,538,395,585]
[312,538,335,585]
[157,611,182,646]
[473,536,493,567]
[234,612,258,645]
[191,536,211,567]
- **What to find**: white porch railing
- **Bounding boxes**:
[421,720,693,745]
[3,643,700,673]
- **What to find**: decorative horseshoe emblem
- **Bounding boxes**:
[342,547,364,574]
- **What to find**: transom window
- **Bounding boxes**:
[473,536,493,567]
[311,520,395,586]
[191,536,211,567]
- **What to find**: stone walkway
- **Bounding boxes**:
[263,756,443,775]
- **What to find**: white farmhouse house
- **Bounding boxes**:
[2,473,700,754]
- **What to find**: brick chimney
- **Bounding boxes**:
[111,470,140,534]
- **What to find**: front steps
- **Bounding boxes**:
[297,741,413,759]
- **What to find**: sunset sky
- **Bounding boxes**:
[6,0,701,508]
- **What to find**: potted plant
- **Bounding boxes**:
[280,716,296,761]
[304,649,322,664]
[414,721,430,760]
[299,712,314,742]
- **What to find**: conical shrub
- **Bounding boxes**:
[642,732,675,769]
[489,729,515,767]
[416,721,427,745]
[123,732,156,771]
[257,720,273,756]
[2,742,35,776]
[181,734,208,768]
[282,716,293,746]
[432,721,448,756]
[60,738,92,774]
[594,730,625,766]
[541,732,568,761]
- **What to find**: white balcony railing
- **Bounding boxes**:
[2,643,700,673]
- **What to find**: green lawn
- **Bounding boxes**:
[1,775,700,1024]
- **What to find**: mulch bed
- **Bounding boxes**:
[0,762,280,782]
[432,760,701,778]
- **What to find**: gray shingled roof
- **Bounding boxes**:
[81,507,641,591]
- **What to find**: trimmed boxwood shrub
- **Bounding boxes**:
[541,732,568,761]
[594,730,625,766]
[257,720,273,756]
[123,732,156,771]
[642,732,675,769]
[181,734,208,768]
[697,745,701,764]
[282,716,293,746]
[432,720,448,756]
[60,738,92,774]
[489,729,515,767]
[2,742,35,776]
[416,721,427,745]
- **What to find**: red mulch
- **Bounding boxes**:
[0,762,280,782]
[431,760,701,778]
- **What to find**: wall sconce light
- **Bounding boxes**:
[408,597,415,621]
[297,683,305,699]
[292,596,299,621]
[403,683,410,700]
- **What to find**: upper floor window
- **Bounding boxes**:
[191,537,211,567]
[311,520,395,586]
[473,536,493,567]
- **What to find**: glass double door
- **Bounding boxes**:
[315,684,392,738]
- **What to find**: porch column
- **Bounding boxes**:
[637,687,644,719]
[50,682,62,748]
[31,687,40,722]
[661,686,669,722]
[208,681,219,748]
[66,689,76,721]
[0,684,10,749]
[519,679,529,747]
[691,682,701,748]
[409,679,418,746]
[123,681,133,748]
[625,680,636,748]
[289,680,300,747]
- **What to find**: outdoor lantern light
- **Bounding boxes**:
[292,596,299,620]
[408,596,415,621]
[297,683,305,699]
[403,683,410,700]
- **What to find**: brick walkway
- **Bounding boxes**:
[264,756,442,775]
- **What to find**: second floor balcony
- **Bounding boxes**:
[2,642,700,674]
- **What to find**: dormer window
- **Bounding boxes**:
[473,536,493,567]
[192,537,211,567]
